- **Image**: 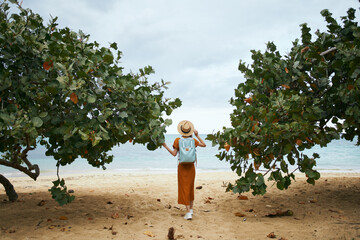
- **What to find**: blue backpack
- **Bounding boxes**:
[178,137,197,164]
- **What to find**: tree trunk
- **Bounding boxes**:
[0,174,18,202]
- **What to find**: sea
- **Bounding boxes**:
[0,134,359,178]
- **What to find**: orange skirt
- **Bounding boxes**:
[177,163,195,205]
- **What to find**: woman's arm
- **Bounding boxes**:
[162,143,178,156]
[194,130,206,147]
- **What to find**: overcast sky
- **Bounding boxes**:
[21,0,359,134]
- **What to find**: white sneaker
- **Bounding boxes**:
[184,212,192,220]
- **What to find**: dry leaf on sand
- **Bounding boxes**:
[144,230,155,237]
[234,212,246,217]
[267,232,276,238]
[237,195,248,200]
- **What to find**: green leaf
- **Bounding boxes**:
[32,117,43,127]
[307,178,315,185]
[97,115,106,123]
[277,181,285,190]
[99,124,108,133]
[146,141,157,151]
[117,102,127,109]
[164,119,172,126]
[283,144,293,154]
[305,169,320,180]
[0,113,12,123]
[118,112,128,118]
[110,42,118,50]
[92,136,102,146]
[287,154,295,165]
[56,76,68,87]
[87,95,96,103]
[255,174,265,186]
[78,130,88,141]
[39,112,48,118]
[103,54,114,63]
[280,160,288,173]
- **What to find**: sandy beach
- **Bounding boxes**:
[1,171,359,240]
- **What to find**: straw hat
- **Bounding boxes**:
[177,120,194,137]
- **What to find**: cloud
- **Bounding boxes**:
[165,106,234,134]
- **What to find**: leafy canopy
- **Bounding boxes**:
[0,0,181,205]
[207,8,360,196]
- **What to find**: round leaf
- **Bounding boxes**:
[87,95,96,104]
[32,117,43,127]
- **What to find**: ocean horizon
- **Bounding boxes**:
[0,134,359,178]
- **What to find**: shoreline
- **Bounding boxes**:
[2,166,360,179]
[3,170,360,184]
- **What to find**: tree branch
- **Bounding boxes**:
[290,167,299,175]
[0,174,18,201]
[320,47,337,56]
[0,159,39,180]
[264,145,283,177]
[21,134,35,169]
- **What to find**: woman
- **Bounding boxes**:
[162,120,206,220]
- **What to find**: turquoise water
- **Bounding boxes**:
[0,134,359,178]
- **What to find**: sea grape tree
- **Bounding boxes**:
[207,8,360,195]
[0,0,181,204]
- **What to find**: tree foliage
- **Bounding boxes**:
[0,0,181,204]
[207,8,360,195]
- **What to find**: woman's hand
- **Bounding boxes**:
[194,129,206,147]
